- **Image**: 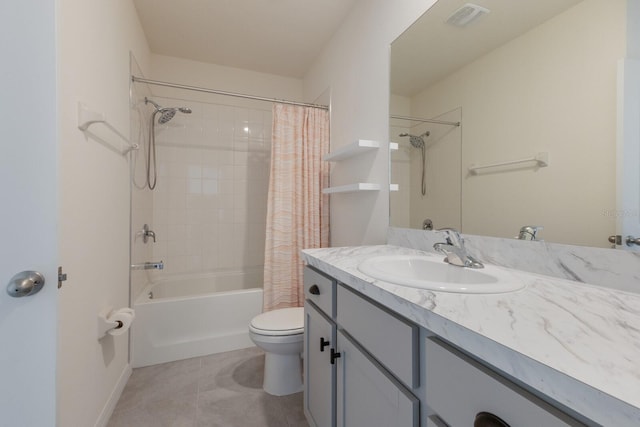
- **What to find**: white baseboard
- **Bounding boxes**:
[94,363,132,427]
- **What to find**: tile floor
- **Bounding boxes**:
[107,347,309,427]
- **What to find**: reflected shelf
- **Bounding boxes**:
[322,183,381,194]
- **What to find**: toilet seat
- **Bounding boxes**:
[249,307,304,336]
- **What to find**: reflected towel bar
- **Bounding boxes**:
[468,152,549,175]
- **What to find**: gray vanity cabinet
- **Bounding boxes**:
[336,329,419,427]
[304,302,336,427]
[304,266,337,427]
[303,261,602,427]
[303,265,420,427]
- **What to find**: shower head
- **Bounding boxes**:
[399,131,430,149]
[145,97,192,124]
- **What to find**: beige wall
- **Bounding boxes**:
[56,0,150,425]
[303,0,438,246]
[409,0,624,247]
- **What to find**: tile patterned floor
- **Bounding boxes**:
[107,347,309,427]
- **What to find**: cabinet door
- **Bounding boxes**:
[336,330,419,427]
[304,302,336,427]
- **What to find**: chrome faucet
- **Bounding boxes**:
[433,228,484,269]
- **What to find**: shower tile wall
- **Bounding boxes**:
[151,97,271,282]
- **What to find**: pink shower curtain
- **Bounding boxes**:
[263,103,330,311]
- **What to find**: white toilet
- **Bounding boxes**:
[249,307,304,396]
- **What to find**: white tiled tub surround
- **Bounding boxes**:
[150,97,271,279]
[388,227,640,294]
[302,245,640,427]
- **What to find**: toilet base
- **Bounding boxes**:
[263,352,303,396]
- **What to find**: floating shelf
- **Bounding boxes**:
[322,183,381,194]
[323,139,380,162]
[389,142,398,151]
[390,184,399,192]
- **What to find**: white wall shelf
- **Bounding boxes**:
[323,183,381,194]
[390,184,399,192]
[323,139,380,162]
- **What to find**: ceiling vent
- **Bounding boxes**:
[445,3,490,27]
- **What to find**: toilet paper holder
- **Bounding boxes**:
[98,307,135,339]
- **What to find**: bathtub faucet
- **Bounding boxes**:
[131,261,164,270]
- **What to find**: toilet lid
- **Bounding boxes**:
[250,307,304,336]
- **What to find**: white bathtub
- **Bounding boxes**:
[132,271,263,368]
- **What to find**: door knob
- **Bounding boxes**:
[7,271,45,297]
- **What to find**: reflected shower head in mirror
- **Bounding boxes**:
[399,131,430,149]
[399,131,430,196]
[145,97,192,124]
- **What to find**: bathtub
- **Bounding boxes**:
[132,271,263,368]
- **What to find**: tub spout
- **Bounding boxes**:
[131,261,164,270]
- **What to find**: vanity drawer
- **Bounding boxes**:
[425,338,585,427]
[304,266,336,318]
[337,284,419,389]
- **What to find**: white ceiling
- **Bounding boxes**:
[132,0,358,78]
[391,0,583,97]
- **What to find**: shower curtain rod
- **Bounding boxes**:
[390,114,460,127]
[131,76,329,110]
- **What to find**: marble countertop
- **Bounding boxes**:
[302,245,640,427]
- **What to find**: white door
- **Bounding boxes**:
[616,59,640,249]
[0,1,58,426]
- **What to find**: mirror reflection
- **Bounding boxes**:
[389,0,627,248]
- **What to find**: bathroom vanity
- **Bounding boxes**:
[302,245,640,427]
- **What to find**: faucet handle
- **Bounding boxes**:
[435,227,463,246]
[517,225,543,241]
[140,224,157,243]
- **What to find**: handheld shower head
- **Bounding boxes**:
[145,97,192,124]
[399,131,430,196]
[399,131,430,149]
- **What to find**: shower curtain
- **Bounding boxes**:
[263,103,330,311]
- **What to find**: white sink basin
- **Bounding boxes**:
[358,255,525,293]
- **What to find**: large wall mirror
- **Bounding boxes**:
[389,0,632,248]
